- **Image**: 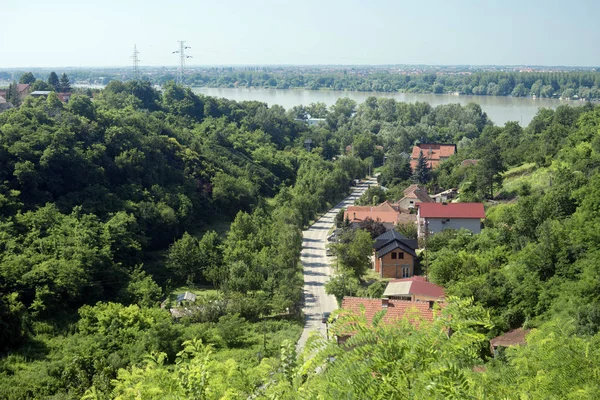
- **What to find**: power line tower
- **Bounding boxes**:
[132,44,140,80]
[172,41,192,85]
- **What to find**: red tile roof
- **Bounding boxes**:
[417,202,485,219]
[410,143,456,169]
[386,277,445,299]
[16,84,30,93]
[345,201,415,225]
[461,159,479,167]
[490,328,530,348]
[340,297,441,326]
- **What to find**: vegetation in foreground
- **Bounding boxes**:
[1,73,600,398]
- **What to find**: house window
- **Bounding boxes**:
[402,266,410,278]
[398,252,404,259]
[391,252,397,259]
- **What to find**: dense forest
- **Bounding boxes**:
[182,70,600,99]
[5,68,600,99]
[0,80,367,398]
[1,79,600,398]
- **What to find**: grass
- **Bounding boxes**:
[502,164,552,194]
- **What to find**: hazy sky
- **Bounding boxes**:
[1,0,599,68]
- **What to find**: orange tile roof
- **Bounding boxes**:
[340,297,441,327]
[410,143,456,169]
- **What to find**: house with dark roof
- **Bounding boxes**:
[410,143,456,169]
[382,276,445,302]
[373,230,418,278]
[490,328,530,357]
[345,201,416,231]
[396,184,433,210]
[417,202,485,238]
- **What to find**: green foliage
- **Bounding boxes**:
[47,71,60,91]
[332,229,374,278]
[395,221,418,239]
[59,73,71,92]
[19,72,35,84]
[355,185,387,206]
[412,150,430,184]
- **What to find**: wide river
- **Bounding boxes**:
[192,87,581,126]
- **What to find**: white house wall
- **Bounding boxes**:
[423,217,481,236]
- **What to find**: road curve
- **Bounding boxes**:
[297,177,377,351]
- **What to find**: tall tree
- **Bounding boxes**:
[59,73,71,92]
[5,81,20,106]
[18,72,35,84]
[412,150,431,184]
[48,71,60,91]
[475,142,506,199]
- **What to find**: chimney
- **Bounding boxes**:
[382,298,389,308]
[353,212,356,220]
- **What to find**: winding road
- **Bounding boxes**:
[297,177,377,351]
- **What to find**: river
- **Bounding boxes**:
[191,87,581,126]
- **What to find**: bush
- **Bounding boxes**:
[217,313,247,347]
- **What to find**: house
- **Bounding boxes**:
[410,143,456,169]
[395,184,433,210]
[31,91,52,97]
[430,188,458,203]
[307,117,326,126]
[16,83,31,100]
[30,91,73,103]
[417,202,485,238]
[382,276,445,302]
[0,95,6,104]
[489,328,530,357]
[336,297,442,344]
[176,291,197,305]
[57,92,72,103]
[345,201,416,231]
[373,230,418,278]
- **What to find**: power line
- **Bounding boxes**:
[172,41,192,85]
[132,44,141,80]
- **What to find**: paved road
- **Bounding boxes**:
[297,177,378,351]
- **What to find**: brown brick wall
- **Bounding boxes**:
[378,251,414,279]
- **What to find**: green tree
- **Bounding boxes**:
[59,73,71,92]
[198,231,223,286]
[475,142,506,199]
[19,72,35,84]
[5,81,20,106]
[333,229,374,278]
[412,150,430,184]
[48,71,60,91]
[166,232,202,284]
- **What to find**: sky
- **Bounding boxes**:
[1,0,599,68]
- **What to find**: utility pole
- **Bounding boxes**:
[132,44,140,80]
[173,41,192,85]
